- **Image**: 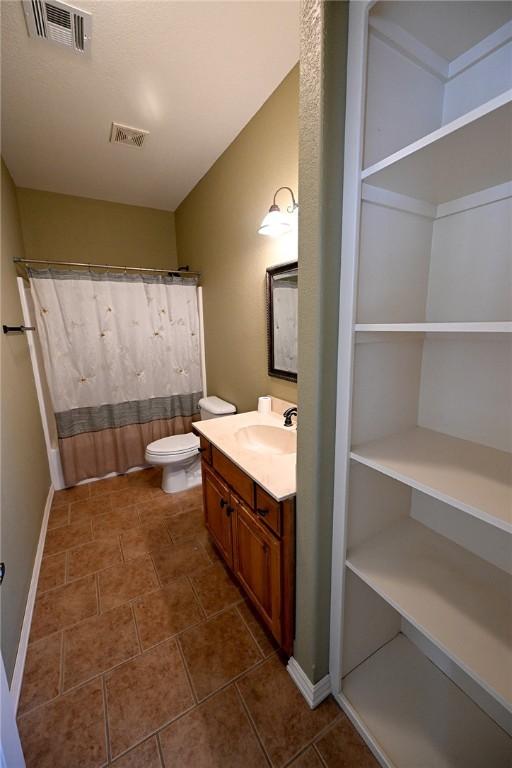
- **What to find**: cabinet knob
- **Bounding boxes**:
[220,498,226,509]
[226,505,234,517]
[256,508,269,517]
[198,447,206,453]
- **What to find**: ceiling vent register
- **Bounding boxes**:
[23,0,92,54]
[110,123,149,149]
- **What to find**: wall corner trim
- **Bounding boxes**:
[287,656,332,709]
[10,484,54,712]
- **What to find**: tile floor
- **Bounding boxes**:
[17,467,378,768]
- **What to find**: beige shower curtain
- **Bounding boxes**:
[29,267,203,486]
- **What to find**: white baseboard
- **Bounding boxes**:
[287,656,332,709]
[10,484,54,712]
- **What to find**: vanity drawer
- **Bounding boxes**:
[198,435,212,464]
[255,486,282,536]
[212,447,254,508]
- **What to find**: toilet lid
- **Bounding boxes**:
[146,433,200,456]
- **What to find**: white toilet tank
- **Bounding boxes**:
[198,396,236,420]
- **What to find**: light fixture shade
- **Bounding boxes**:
[258,208,292,237]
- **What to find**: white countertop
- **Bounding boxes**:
[193,410,297,502]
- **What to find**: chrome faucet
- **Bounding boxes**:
[283,407,297,427]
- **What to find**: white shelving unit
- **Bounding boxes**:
[330,3,512,767]
[343,635,512,768]
[351,427,512,532]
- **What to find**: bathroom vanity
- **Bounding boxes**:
[192,409,296,655]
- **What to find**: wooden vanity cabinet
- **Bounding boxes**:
[202,464,233,567]
[232,496,282,641]
[199,443,295,656]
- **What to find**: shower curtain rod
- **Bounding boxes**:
[13,258,200,278]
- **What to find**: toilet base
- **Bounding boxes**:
[161,455,201,494]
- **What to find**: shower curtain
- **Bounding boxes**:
[29,267,203,487]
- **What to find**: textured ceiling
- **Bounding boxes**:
[1,0,299,210]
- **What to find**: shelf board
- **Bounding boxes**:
[342,634,512,768]
[346,517,512,710]
[351,427,512,533]
[361,91,512,204]
[355,322,512,333]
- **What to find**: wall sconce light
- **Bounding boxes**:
[258,186,298,237]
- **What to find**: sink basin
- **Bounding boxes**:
[235,425,296,456]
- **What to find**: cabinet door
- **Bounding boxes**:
[233,499,281,642]
[203,464,234,567]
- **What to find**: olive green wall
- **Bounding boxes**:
[0,159,50,683]
[175,67,299,413]
[295,0,348,683]
[16,189,178,270]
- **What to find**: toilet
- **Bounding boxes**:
[145,396,236,493]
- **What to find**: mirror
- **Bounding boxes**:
[266,261,298,382]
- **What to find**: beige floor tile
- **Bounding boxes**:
[53,484,91,505]
[137,496,182,526]
[133,580,202,650]
[63,603,140,690]
[111,737,162,767]
[179,607,261,700]
[110,486,160,510]
[98,555,159,612]
[120,524,172,561]
[194,529,222,563]
[18,633,62,715]
[166,507,206,543]
[127,468,162,489]
[151,541,211,585]
[237,656,339,768]
[68,537,123,580]
[172,486,203,513]
[92,507,141,539]
[44,520,93,556]
[89,475,130,497]
[190,562,243,616]
[30,575,98,642]
[37,552,66,594]
[17,677,106,768]
[70,495,112,524]
[314,716,379,768]
[237,601,278,657]
[288,747,324,767]
[47,504,70,530]
[105,639,193,759]
[159,685,267,768]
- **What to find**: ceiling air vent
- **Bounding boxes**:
[110,123,149,149]
[23,1,92,54]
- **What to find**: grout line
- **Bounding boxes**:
[186,575,208,620]
[60,646,143,698]
[155,731,166,768]
[102,674,112,765]
[130,603,143,655]
[175,636,199,705]
[193,652,273,708]
[59,630,65,696]
[234,683,272,767]
[313,743,329,767]
[109,700,196,765]
[20,637,149,719]
[235,604,265,660]
[95,572,101,614]
[281,713,343,767]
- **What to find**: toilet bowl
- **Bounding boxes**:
[145,396,236,493]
